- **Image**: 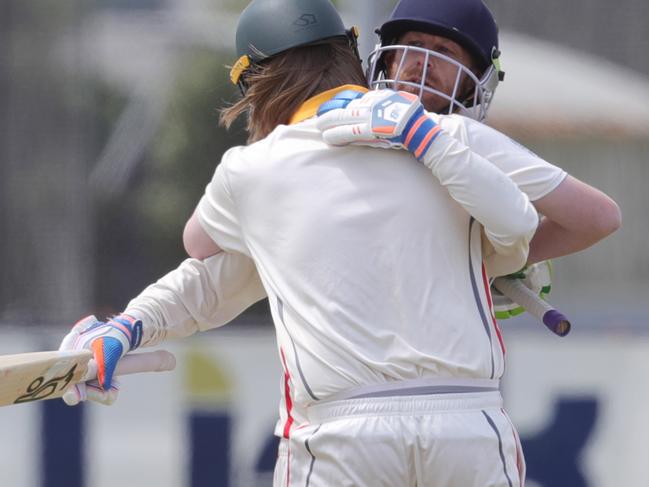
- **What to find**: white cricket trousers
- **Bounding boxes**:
[274,390,525,487]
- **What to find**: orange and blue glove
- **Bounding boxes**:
[317,89,442,162]
[58,314,142,405]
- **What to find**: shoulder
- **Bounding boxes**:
[223,121,323,164]
[217,138,272,181]
[438,114,567,200]
[216,121,326,186]
[439,114,533,154]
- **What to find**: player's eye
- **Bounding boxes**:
[406,40,424,47]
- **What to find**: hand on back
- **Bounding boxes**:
[317,89,442,161]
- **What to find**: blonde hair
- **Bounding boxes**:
[220,37,366,143]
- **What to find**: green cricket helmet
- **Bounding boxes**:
[230,0,359,92]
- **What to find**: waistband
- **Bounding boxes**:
[307,390,504,423]
[324,377,500,402]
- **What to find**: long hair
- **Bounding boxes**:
[220,37,366,143]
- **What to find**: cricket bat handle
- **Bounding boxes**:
[492,277,571,337]
[86,350,177,381]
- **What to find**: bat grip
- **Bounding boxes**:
[116,350,177,375]
[85,350,176,381]
[493,277,571,337]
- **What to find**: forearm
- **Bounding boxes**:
[126,253,266,347]
[424,132,538,253]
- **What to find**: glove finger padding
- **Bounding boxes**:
[62,378,120,406]
[492,260,553,319]
[58,314,141,406]
[316,105,373,146]
[320,120,395,148]
[316,102,371,130]
[85,379,120,406]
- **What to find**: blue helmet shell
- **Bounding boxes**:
[378,0,499,71]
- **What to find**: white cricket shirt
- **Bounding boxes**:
[196,86,540,425]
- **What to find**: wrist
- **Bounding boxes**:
[401,110,442,162]
[109,314,143,351]
[419,130,455,171]
[122,308,157,348]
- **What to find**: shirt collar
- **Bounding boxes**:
[289,84,368,125]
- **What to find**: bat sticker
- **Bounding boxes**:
[14,364,78,404]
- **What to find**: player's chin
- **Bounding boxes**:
[421,93,451,115]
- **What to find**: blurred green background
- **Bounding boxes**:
[1,0,648,326]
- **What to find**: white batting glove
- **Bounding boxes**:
[61,373,120,406]
[491,261,553,319]
[316,89,442,160]
[58,314,142,405]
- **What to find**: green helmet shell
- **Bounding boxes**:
[235,0,348,62]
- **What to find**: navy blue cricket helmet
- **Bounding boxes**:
[367,0,504,121]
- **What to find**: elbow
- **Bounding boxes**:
[600,199,622,237]
[591,197,622,240]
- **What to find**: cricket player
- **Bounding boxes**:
[318,0,620,273]
[59,0,620,485]
[181,0,542,484]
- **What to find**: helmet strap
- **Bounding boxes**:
[491,47,505,82]
[346,26,362,66]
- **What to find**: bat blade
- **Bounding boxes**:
[0,350,93,406]
[0,349,176,407]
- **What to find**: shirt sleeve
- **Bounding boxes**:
[196,147,250,255]
[439,115,567,201]
[125,253,267,347]
[422,130,538,264]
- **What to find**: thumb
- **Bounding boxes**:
[91,337,124,390]
[85,381,120,406]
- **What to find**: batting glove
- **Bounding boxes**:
[316,89,442,162]
[491,260,553,319]
[58,314,143,405]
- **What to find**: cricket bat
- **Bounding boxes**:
[493,277,571,337]
[0,349,176,407]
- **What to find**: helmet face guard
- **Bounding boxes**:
[367,43,501,122]
[372,0,503,121]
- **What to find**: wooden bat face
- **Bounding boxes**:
[0,350,93,406]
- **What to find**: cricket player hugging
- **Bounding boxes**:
[58,1,620,486]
